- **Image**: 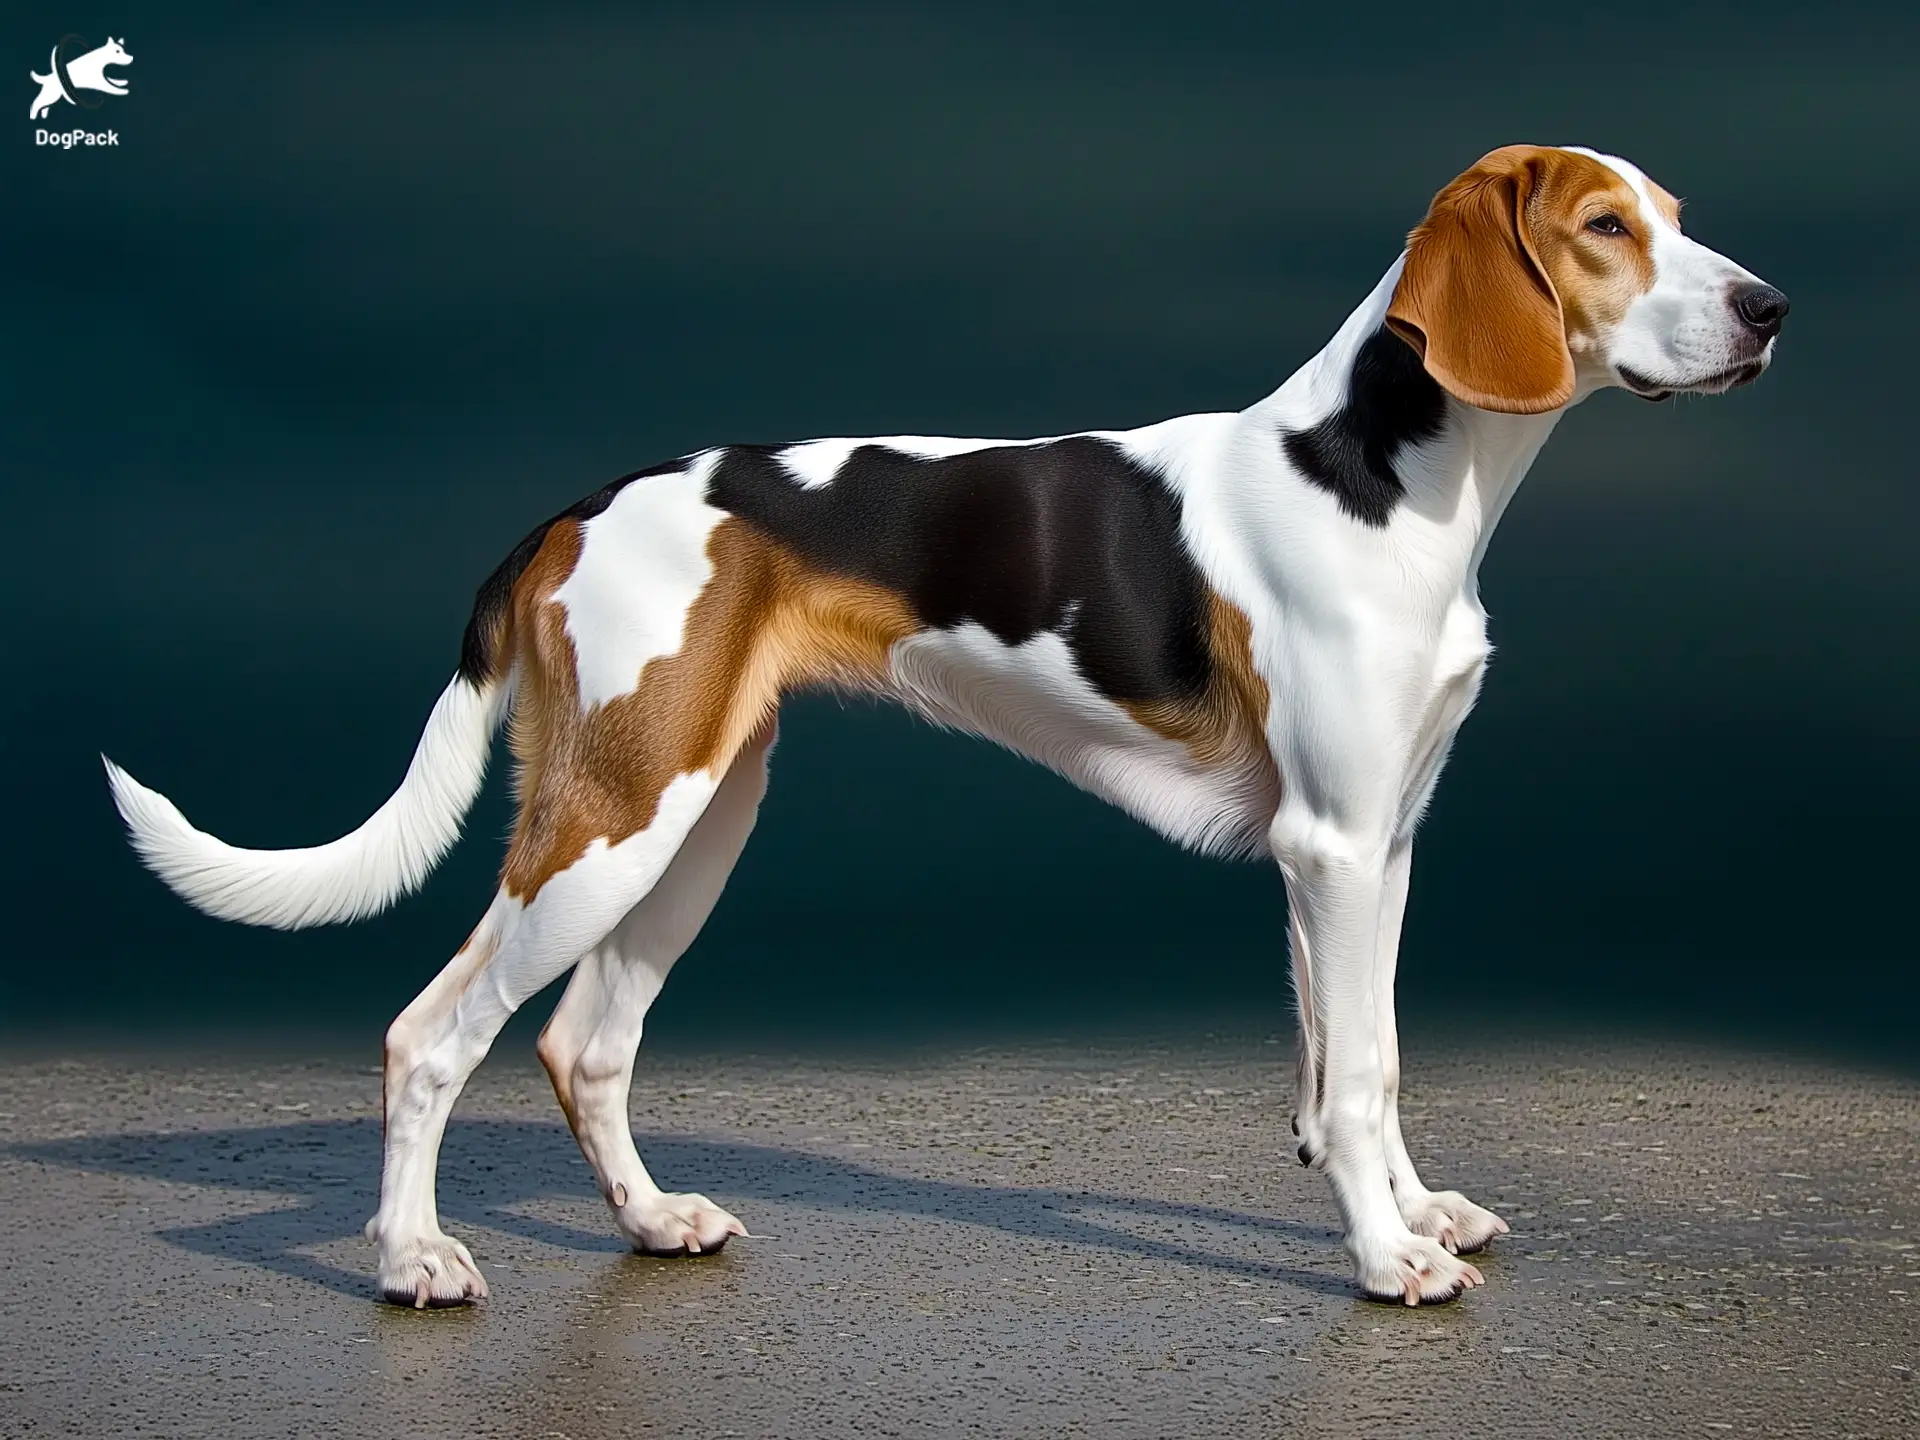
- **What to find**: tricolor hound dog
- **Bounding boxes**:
[107,144,1788,1307]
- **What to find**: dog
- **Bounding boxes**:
[106,144,1787,1308]
[29,36,131,120]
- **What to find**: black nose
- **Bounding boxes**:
[1733,283,1790,337]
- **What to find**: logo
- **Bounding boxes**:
[29,34,131,133]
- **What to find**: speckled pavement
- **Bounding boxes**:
[1,1034,1914,1438]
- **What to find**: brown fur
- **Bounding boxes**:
[1387,145,1663,415]
[1125,595,1276,783]
[1524,151,1657,361]
[474,139,1683,907]
[497,518,917,902]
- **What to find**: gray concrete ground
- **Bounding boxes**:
[0,1033,1914,1438]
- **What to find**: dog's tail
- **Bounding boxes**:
[103,673,510,930]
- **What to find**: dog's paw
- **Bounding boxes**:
[1401,1189,1510,1255]
[376,1231,488,1309]
[613,1188,747,1257]
[1350,1231,1485,1306]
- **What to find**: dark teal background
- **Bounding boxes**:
[4,2,1914,1061]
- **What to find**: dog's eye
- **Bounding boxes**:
[1587,213,1629,236]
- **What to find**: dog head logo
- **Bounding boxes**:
[29,35,132,121]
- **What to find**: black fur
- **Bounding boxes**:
[457,460,683,685]
[1280,327,1448,527]
[459,437,1213,710]
[706,436,1214,707]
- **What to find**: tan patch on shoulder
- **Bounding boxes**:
[499,518,918,901]
[1124,594,1278,786]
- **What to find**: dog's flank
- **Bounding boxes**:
[497,508,917,903]
[105,144,1786,1308]
[708,437,1215,707]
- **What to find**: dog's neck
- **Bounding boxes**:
[1251,257,1571,584]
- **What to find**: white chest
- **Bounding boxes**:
[1393,597,1493,834]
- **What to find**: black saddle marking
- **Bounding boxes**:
[706,435,1214,708]
[1280,327,1449,527]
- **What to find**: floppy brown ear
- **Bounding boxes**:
[1386,145,1574,415]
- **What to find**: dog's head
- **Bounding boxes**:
[98,36,133,67]
[1386,144,1785,414]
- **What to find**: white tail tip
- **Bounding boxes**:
[104,675,502,930]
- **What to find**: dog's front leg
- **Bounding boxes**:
[1273,810,1484,1305]
[1374,840,1509,1255]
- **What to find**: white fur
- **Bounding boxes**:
[554,458,729,709]
[1574,148,1779,394]
[890,623,1275,857]
[103,674,506,930]
[107,145,1778,1308]
[536,729,774,1255]
[777,437,865,489]
[777,435,1015,488]
[369,769,722,1302]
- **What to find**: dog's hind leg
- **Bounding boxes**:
[363,491,913,1304]
[365,501,816,1304]
[536,714,776,1255]
[368,762,731,1306]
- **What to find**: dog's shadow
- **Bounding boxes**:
[14,1117,1349,1301]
